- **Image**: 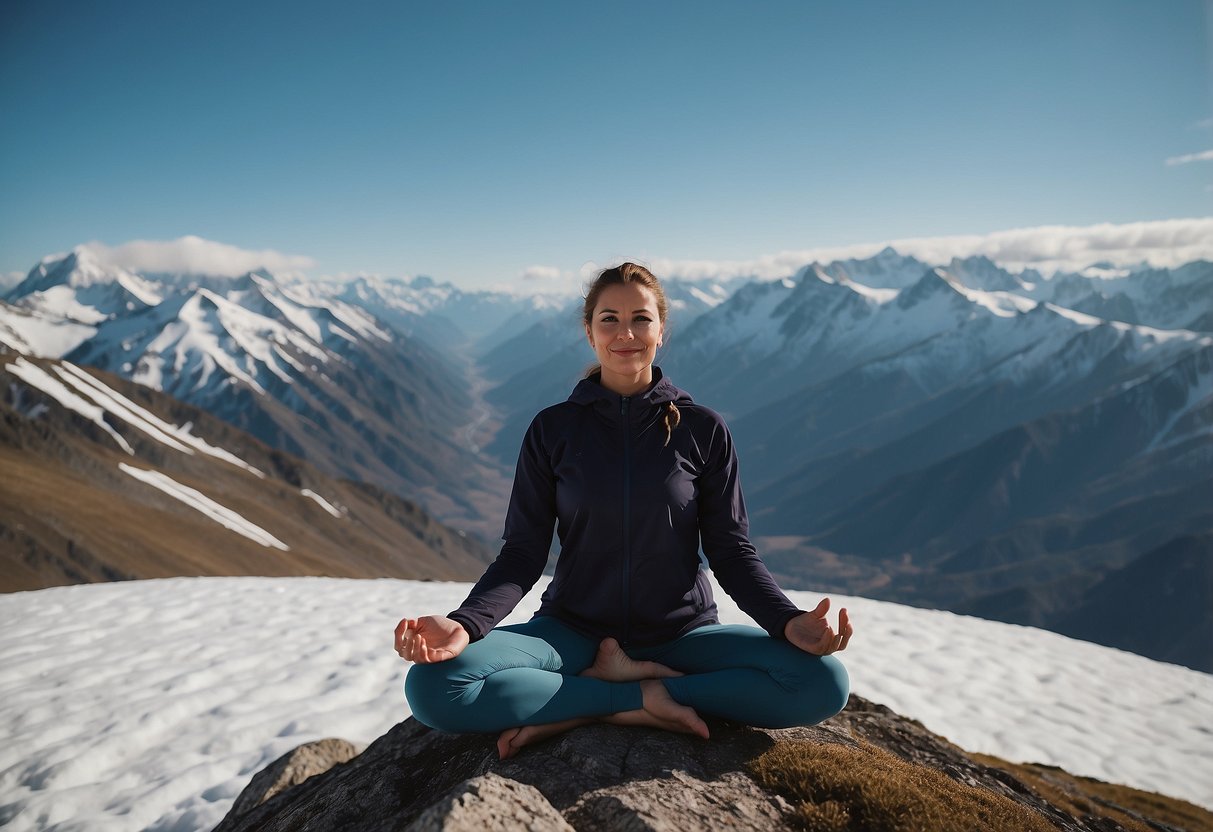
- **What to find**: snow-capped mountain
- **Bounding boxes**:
[814,245,936,289]
[67,270,391,402]
[662,256,1213,421]
[8,246,163,324]
[3,254,509,540]
[307,272,571,353]
[1039,260,1213,332]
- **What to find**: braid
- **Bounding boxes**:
[662,401,681,447]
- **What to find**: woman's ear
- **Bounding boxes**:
[585,323,594,347]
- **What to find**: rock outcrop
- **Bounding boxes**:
[215,695,1211,832]
[225,738,361,820]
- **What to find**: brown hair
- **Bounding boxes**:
[582,262,681,445]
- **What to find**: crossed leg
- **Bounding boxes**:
[496,637,707,759]
[404,617,849,759]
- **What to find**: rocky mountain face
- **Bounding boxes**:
[0,353,493,592]
[213,696,1212,832]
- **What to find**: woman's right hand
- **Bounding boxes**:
[394,615,470,663]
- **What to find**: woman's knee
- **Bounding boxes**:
[810,654,850,721]
[404,662,476,733]
[779,652,850,727]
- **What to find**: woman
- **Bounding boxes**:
[396,262,852,761]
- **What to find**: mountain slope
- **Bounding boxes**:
[1048,533,1213,671]
[1,352,493,592]
[801,344,1212,558]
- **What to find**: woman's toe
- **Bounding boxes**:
[497,727,522,760]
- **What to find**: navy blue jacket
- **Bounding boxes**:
[449,367,805,647]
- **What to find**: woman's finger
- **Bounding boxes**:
[837,612,853,652]
[812,626,835,655]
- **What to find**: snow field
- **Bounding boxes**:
[0,576,1210,832]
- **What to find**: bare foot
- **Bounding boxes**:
[580,638,683,682]
[496,717,594,760]
[604,679,710,739]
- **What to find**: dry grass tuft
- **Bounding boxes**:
[749,740,1053,832]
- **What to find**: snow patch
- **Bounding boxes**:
[4,357,134,454]
[688,286,727,307]
[0,304,98,358]
[1042,302,1105,328]
[301,489,345,518]
[118,464,287,549]
[54,362,266,477]
[846,281,899,304]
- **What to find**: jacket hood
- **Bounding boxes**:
[568,366,694,410]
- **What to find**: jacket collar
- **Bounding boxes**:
[568,365,693,411]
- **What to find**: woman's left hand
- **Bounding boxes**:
[784,598,852,655]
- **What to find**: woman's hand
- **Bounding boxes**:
[394,615,470,663]
[784,598,852,656]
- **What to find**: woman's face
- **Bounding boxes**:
[585,283,664,391]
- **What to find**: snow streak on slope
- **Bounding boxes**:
[118,465,288,550]
[53,362,266,477]
[0,577,1209,832]
[4,357,134,454]
[301,489,344,518]
[5,353,267,477]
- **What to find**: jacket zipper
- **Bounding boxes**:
[621,395,631,646]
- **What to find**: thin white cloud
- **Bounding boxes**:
[651,218,1213,281]
[1165,149,1213,166]
[520,265,562,282]
[82,236,315,277]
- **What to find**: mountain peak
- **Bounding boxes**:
[944,256,1026,292]
[818,248,930,290]
[896,267,964,309]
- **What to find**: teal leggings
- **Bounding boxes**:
[404,615,850,733]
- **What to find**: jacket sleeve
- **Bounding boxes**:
[697,414,804,639]
[448,414,556,641]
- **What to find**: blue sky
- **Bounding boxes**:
[1,0,1209,290]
